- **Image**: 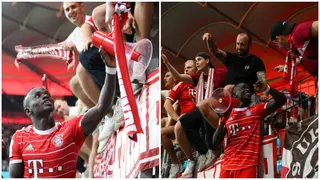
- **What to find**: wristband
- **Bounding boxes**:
[105,66,117,75]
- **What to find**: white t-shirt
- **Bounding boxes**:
[65,15,91,52]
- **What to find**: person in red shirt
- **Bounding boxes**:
[270,20,318,77]
[213,81,286,178]
[162,59,197,178]
[162,51,227,177]
[165,60,197,117]
[9,49,117,178]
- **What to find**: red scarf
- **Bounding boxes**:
[283,34,298,97]
[14,44,75,70]
[196,68,215,105]
[113,10,142,142]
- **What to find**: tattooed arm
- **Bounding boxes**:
[202,33,227,64]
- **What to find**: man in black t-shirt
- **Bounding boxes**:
[223,52,266,93]
[202,32,266,92]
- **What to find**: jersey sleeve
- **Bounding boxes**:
[254,57,266,73]
[223,52,235,66]
[293,21,313,41]
[85,17,98,32]
[167,82,183,103]
[9,132,23,165]
[66,115,87,149]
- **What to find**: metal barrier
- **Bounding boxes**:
[262,74,318,178]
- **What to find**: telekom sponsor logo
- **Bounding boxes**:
[27,159,63,178]
[229,123,239,136]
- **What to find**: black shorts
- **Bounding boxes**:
[179,108,216,154]
[79,47,106,90]
[79,47,120,102]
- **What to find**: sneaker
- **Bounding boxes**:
[197,154,207,172]
[113,98,124,131]
[181,160,195,178]
[204,150,217,168]
[131,79,143,95]
[169,164,181,178]
[97,135,109,154]
[98,117,115,141]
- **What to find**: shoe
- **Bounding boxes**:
[204,150,217,169]
[97,135,109,154]
[169,164,181,178]
[131,79,143,95]
[181,160,195,178]
[197,154,207,172]
[112,98,124,131]
[98,117,115,141]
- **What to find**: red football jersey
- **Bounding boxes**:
[167,82,196,115]
[9,115,87,178]
[222,103,267,170]
[291,21,318,75]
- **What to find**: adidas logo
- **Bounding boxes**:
[25,144,34,151]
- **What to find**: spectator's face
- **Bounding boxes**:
[54,99,69,117]
[63,2,84,26]
[184,60,197,75]
[164,72,175,88]
[273,35,289,49]
[195,56,208,72]
[236,34,250,56]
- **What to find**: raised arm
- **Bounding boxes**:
[202,33,227,63]
[80,49,117,136]
[265,87,287,114]
[105,2,115,31]
[254,80,287,115]
[256,71,267,84]
[161,52,194,84]
[92,3,108,31]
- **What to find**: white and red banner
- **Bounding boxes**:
[94,69,160,178]
[14,44,75,70]
[93,134,116,178]
[259,134,277,178]
[281,115,318,178]
[197,159,222,178]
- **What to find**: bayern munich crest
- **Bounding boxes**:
[245,110,252,117]
[52,135,63,147]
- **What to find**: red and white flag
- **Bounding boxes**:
[259,134,277,178]
[14,44,75,70]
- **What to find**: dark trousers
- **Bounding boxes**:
[179,108,215,155]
